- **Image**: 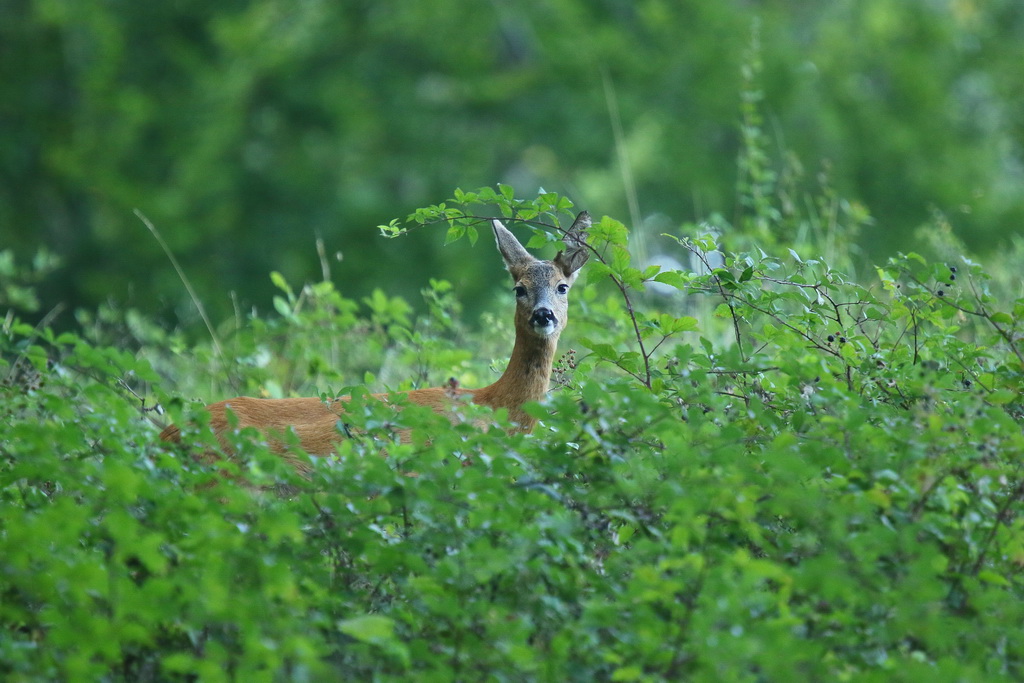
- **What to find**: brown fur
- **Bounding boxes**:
[160,212,590,461]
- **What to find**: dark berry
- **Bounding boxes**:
[827,335,835,343]
[937,289,945,297]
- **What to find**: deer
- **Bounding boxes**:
[159,211,590,467]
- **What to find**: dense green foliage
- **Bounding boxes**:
[4,0,1024,323]
[3,176,1023,680]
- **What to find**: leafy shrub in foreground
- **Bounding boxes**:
[2,185,1023,681]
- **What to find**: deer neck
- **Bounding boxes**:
[474,326,558,426]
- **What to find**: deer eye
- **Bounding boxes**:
[513,285,527,298]
[556,283,569,295]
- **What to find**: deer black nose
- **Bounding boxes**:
[531,308,557,327]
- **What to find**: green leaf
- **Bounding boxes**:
[653,270,690,289]
[713,268,735,283]
[582,338,619,361]
[615,525,636,544]
[620,267,645,290]
[987,388,1018,405]
[713,302,733,318]
[667,315,699,333]
[270,270,292,297]
[338,615,397,644]
[445,224,465,244]
[611,666,643,681]
[989,312,1013,325]
[526,232,550,249]
[162,653,199,674]
[586,261,614,282]
[978,570,1011,587]
[476,186,499,202]
[611,245,632,272]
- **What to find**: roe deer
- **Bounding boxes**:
[160,211,590,461]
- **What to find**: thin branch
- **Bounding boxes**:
[117,377,165,429]
[608,274,652,388]
[705,366,781,376]
[970,471,1024,577]
[760,276,846,326]
[684,243,747,361]
[906,269,1023,367]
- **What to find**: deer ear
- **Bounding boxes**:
[492,219,534,276]
[554,210,591,277]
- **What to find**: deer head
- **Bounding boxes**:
[492,211,591,340]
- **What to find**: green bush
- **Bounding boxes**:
[3,175,1023,681]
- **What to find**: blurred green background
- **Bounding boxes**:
[3,0,1022,329]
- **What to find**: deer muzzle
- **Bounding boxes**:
[530,307,558,333]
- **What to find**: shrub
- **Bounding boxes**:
[3,178,1023,681]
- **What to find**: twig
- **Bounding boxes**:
[609,273,653,388]
[117,377,166,428]
[970,471,1024,577]
[684,241,747,361]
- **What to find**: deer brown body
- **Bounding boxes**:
[160,212,590,458]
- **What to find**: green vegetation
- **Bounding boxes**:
[4,1,1023,322]
[4,9,1024,676]
[3,172,1023,679]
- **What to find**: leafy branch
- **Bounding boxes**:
[379,185,697,390]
